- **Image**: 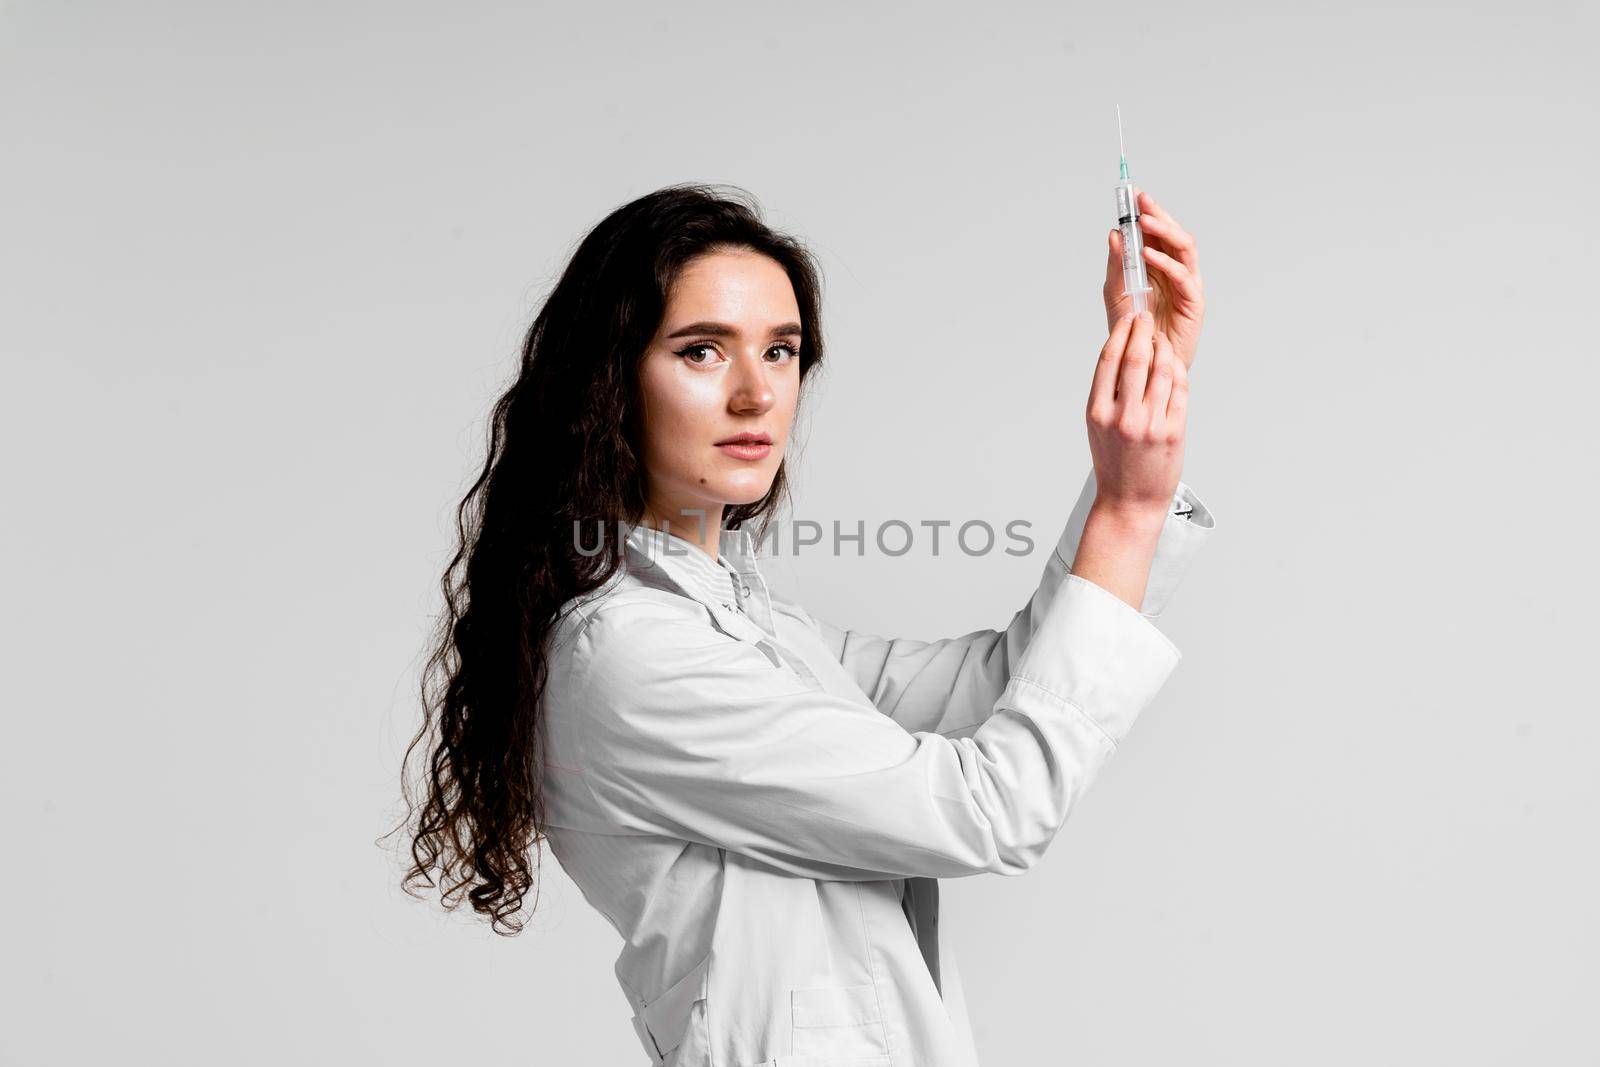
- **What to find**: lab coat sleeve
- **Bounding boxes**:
[567,568,1183,882]
[800,470,1216,737]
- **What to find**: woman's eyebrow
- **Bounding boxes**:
[664,321,803,340]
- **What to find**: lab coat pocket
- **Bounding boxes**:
[630,952,711,1065]
[788,982,892,1062]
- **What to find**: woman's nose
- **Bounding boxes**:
[727,353,774,412]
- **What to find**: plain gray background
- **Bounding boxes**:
[4,2,1596,1064]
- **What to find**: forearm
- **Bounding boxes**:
[1068,502,1168,612]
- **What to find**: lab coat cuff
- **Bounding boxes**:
[1053,471,1217,619]
[1005,572,1182,747]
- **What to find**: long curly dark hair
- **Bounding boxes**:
[384,183,828,935]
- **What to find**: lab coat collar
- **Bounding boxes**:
[617,517,774,628]
[619,519,759,569]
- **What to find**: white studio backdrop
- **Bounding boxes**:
[2,2,1595,1064]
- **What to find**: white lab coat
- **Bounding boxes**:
[538,470,1216,1065]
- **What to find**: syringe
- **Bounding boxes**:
[1114,105,1153,318]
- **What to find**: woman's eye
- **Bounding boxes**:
[676,344,719,365]
[766,343,799,363]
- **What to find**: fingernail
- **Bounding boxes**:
[1140,311,1153,322]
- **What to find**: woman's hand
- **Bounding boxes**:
[1104,189,1205,370]
[1068,312,1189,610]
[1088,311,1188,514]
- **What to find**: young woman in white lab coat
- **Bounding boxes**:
[395,182,1213,1066]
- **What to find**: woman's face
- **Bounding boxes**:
[636,248,802,541]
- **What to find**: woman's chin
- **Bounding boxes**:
[713,474,777,507]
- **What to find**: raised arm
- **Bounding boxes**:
[785,468,1215,737]
[556,567,1182,883]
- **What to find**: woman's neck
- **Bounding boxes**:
[638,502,726,561]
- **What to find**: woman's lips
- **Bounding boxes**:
[715,441,772,460]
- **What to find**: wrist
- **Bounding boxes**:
[1086,497,1168,538]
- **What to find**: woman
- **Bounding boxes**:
[396,182,1215,1065]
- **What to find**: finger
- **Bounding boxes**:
[1103,229,1131,329]
[1090,312,1135,418]
[1141,245,1204,307]
[1117,313,1155,408]
[1137,211,1200,275]
[1145,330,1175,424]
[1138,188,1178,227]
[1165,338,1190,432]
[1104,227,1124,294]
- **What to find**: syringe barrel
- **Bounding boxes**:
[1115,181,1152,307]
